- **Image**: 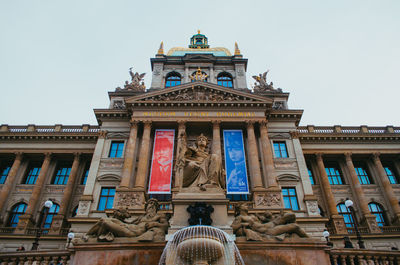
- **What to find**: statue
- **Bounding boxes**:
[177,133,224,191]
[252,70,276,92]
[231,203,308,241]
[85,199,168,242]
[190,67,208,82]
[115,67,146,92]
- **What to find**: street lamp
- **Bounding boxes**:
[67,232,75,248]
[323,229,333,247]
[31,200,53,251]
[345,199,365,249]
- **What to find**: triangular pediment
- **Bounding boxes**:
[125,81,273,104]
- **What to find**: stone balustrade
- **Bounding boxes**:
[0,250,70,264]
[0,124,100,133]
[329,248,400,265]
[298,125,399,134]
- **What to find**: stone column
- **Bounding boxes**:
[50,153,80,234]
[77,130,107,217]
[135,121,152,189]
[315,153,347,234]
[210,66,215,83]
[259,121,277,188]
[174,121,186,189]
[16,153,52,233]
[0,152,23,222]
[344,153,381,233]
[372,153,400,224]
[212,121,222,157]
[184,66,189,83]
[119,121,139,188]
[246,121,263,189]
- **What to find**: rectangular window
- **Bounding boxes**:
[98,187,115,211]
[24,167,41,184]
[52,167,71,185]
[384,167,398,184]
[81,167,89,185]
[273,141,288,158]
[227,194,249,201]
[307,169,315,185]
[355,167,372,184]
[109,141,124,158]
[0,166,11,184]
[326,167,343,185]
[282,187,299,210]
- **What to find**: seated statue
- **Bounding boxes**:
[85,199,168,242]
[177,133,224,191]
[231,203,308,241]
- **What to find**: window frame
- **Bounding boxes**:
[0,165,11,184]
[217,73,233,88]
[325,166,344,185]
[42,203,60,229]
[52,166,71,185]
[109,141,125,158]
[354,166,373,185]
[368,202,387,227]
[273,141,288,158]
[23,166,41,185]
[384,166,398,184]
[97,187,116,211]
[7,203,27,227]
[337,203,355,228]
[282,187,300,210]
[81,164,90,185]
[165,72,182,88]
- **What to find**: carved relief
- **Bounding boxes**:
[78,201,90,216]
[254,193,281,208]
[115,192,143,208]
[99,159,124,170]
[153,65,162,76]
[305,201,319,216]
[274,160,298,170]
[113,100,126,109]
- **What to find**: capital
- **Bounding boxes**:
[259,120,268,127]
[371,152,381,162]
[212,120,221,127]
[246,120,255,128]
[315,153,323,160]
[73,152,82,160]
[44,152,52,159]
[177,120,186,130]
[289,130,299,139]
[14,152,24,160]
[143,121,152,128]
[98,130,108,139]
[129,119,139,128]
[344,152,352,160]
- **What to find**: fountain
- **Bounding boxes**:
[159,225,244,265]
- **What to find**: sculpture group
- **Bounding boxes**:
[115,67,146,92]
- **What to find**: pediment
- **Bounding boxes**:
[184,54,215,60]
[125,81,273,104]
[277,174,301,182]
[97,174,121,182]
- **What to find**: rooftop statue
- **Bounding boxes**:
[176,133,224,191]
[190,67,208,82]
[252,70,278,92]
[84,199,168,242]
[231,203,309,241]
[115,67,146,92]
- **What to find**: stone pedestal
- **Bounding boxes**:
[169,187,231,235]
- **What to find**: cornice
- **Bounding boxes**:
[299,133,400,143]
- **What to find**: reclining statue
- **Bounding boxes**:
[231,203,308,241]
[85,199,168,242]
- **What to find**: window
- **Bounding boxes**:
[52,166,71,185]
[217,73,233,88]
[165,72,181,88]
[368,203,387,227]
[227,194,249,201]
[273,141,288,158]
[109,141,124,158]
[98,187,115,211]
[337,203,354,228]
[81,165,90,185]
[326,167,343,185]
[7,203,27,227]
[282,187,299,210]
[355,166,372,184]
[43,203,60,229]
[24,166,41,184]
[384,167,398,184]
[72,206,78,217]
[307,168,315,185]
[0,166,11,184]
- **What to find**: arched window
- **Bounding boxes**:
[165,72,181,88]
[217,73,233,88]
[337,203,354,228]
[71,206,78,217]
[42,203,60,228]
[368,202,387,227]
[7,203,27,227]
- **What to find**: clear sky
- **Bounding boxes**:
[1,0,399,126]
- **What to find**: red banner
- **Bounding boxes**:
[148,130,175,193]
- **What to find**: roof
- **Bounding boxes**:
[167,47,232,57]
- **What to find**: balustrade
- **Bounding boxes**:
[0,250,70,265]
[329,248,400,265]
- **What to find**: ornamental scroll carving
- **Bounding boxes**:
[142,88,249,102]
[254,193,281,208]
[115,192,143,208]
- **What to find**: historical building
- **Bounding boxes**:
[0,32,399,264]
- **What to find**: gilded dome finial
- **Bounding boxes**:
[157,41,164,55]
[234,42,241,56]
[197,29,201,34]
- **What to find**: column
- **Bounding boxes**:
[135,121,152,189]
[174,121,186,189]
[259,121,277,188]
[0,153,23,221]
[246,121,263,189]
[184,66,189,83]
[77,130,107,217]
[119,121,139,188]
[344,153,380,233]
[50,153,80,234]
[372,153,400,223]
[16,153,52,232]
[212,121,222,157]
[316,153,347,234]
[210,66,215,83]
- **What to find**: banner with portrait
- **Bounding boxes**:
[148,130,175,194]
[223,130,249,194]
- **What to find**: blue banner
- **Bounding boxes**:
[223,130,249,194]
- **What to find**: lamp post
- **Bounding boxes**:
[323,229,333,247]
[67,232,75,248]
[31,200,53,251]
[345,199,365,249]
